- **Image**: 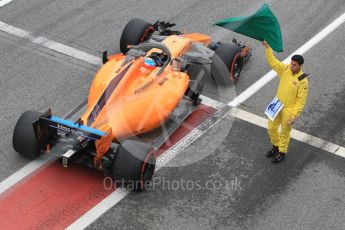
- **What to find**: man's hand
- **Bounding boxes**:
[288,116,297,125]
[262,40,269,48]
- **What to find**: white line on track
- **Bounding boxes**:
[230,108,345,158]
[0,0,13,7]
[0,11,343,229]
[0,104,87,194]
[0,21,102,66]
[0,154,55,194]
[67,188,130,230]
[202,96,345,158]
[228,12,345,107]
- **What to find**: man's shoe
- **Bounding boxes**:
[266,145,279,158]
[271,152,285,163]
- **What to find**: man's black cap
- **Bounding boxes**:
[291,54,304,65]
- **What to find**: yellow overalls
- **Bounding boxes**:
[265,47,309,153]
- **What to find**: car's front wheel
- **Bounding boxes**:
[211,43,243,85]
[119,18,154,54]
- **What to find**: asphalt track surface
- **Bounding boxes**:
[0,0,345,229]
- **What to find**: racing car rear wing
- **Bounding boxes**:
[34,109,106,141]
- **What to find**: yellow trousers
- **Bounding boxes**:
[267,107,294,153]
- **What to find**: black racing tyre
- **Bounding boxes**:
[120,18,154,54]
[112,140,156,191]
[12,110,41,159]
[211,43,243,85]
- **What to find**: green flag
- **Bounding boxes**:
[215,4,283,52]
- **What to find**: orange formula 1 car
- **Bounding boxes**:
[12,19,252,190]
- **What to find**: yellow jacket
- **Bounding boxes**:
[265,47,309,117]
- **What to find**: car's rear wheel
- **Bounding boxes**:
[112,140,156,191]
[211,43,243,85]
[12,110,41,159]
[120,18,154,54]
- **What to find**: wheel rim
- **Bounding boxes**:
[143,163,155,182]
[140,26,154,42]
[230,53,243,83]
[233,62,241,79]
[140,154,156,189]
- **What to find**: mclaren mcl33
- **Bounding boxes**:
[13,18,252,191]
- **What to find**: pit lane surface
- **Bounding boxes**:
[0,0,345,229]
[0,106,214,229]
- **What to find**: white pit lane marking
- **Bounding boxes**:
[0,0,13,7]
[0,21,102,66]
[0,104,88,194]
[204,95,345,157]
[0,11,343,228]
[229,107,345,158]
[0,154,56,194]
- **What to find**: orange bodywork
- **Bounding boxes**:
[79,33,211,160]
[181,33,212,46]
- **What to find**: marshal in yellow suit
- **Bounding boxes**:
[264,42,309,162]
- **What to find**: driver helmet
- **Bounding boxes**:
[144,57,157,69]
